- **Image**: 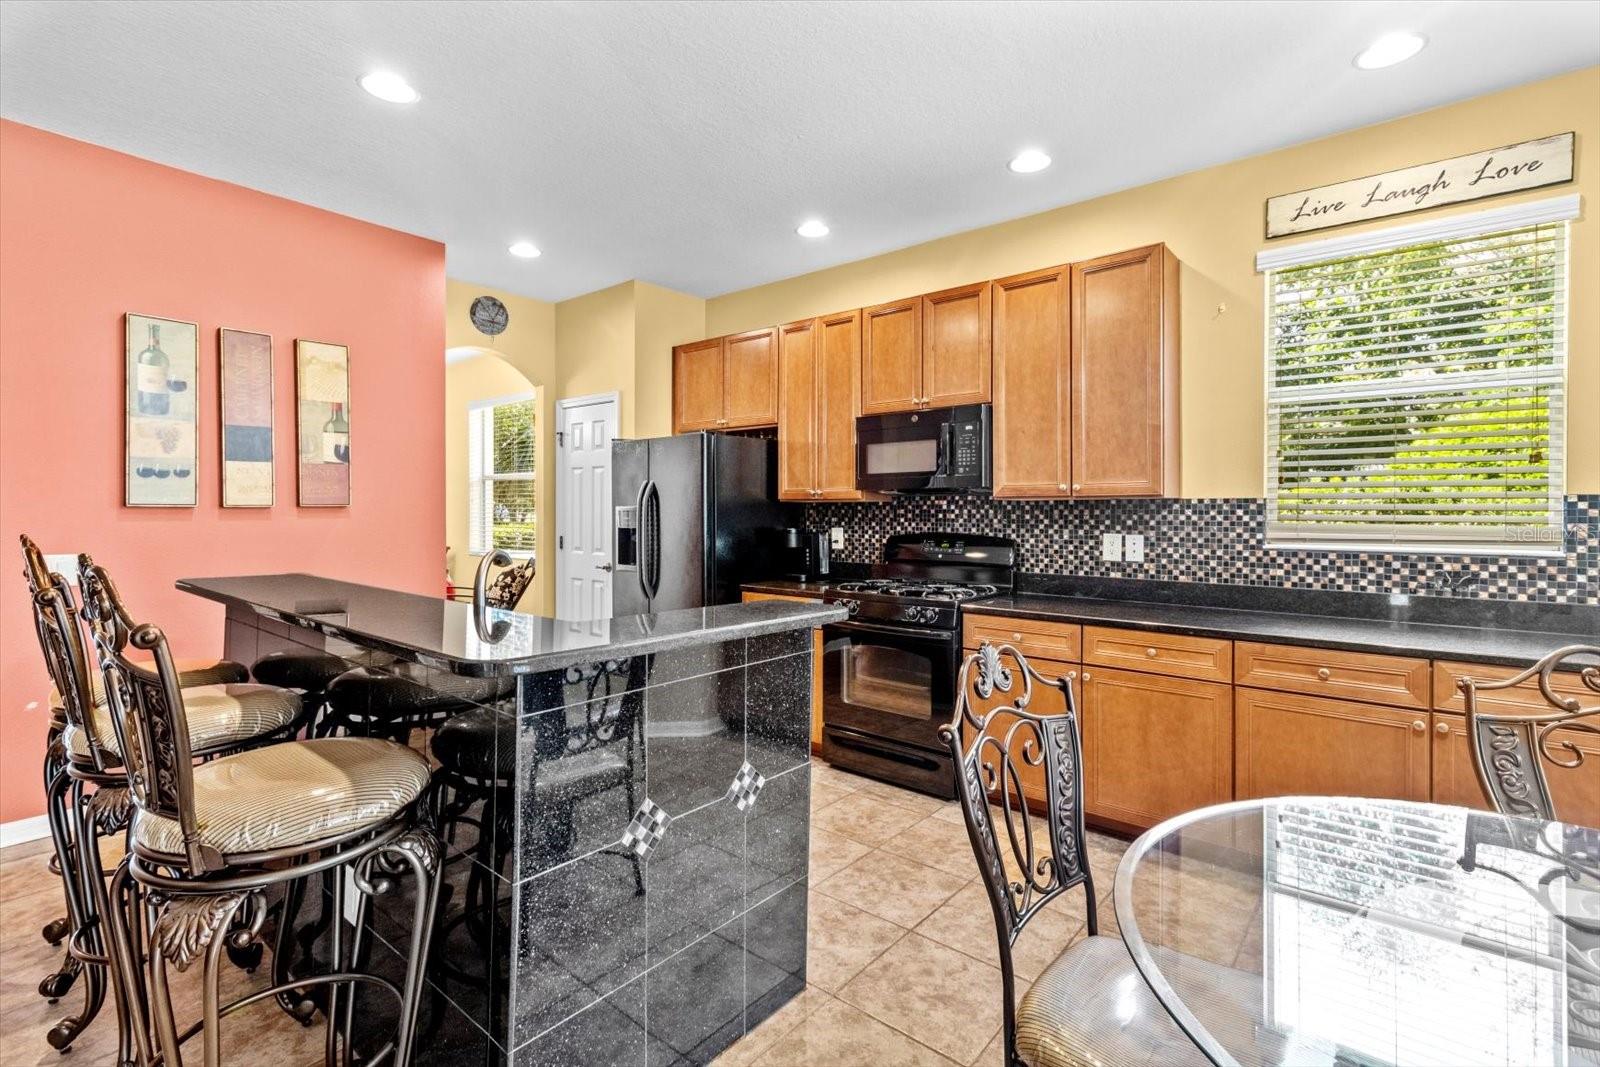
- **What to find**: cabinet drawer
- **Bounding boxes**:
[1235,642,1429,709]
[963,614,1081,662]
[1082,626,1230,682]
[1432,659,1594,714]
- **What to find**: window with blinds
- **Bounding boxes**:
[1264,214,1568,554]
[468,397,536,556]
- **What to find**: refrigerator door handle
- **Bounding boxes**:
[634,477,651,602]
[641,479,662,602]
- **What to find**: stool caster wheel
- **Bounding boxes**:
[42,917,70,946]
[38,967,77,1001]
[45,1019,79,1051]
[227,940,264,972]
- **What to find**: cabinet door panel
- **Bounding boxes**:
[723,327,779,428]
[1430,713,1491,812]
[993,266,1070,498]
[817,310,866,498]
[673,338,725,432]
[1235,688,1429,803]
[922,282,992,407]
[861,298,922,414]
[1082,666,1232,829]
[1071,244,1178,497]
[777,319,818,500]
[1432,712,1600,827]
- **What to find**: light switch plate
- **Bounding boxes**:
[830,527,845,551]
[44,554,79,585]
[1124,534,1145,563]
[1101,533,1123,562]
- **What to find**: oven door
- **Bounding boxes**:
[821,618,958,796]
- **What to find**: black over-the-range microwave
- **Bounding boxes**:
[855,403,992,494]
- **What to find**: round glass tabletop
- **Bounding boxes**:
[1113,797,1600,1067]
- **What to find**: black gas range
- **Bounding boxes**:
[817,534,1016,798]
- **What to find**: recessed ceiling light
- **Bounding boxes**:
[359,70,420,104]
[1008,149,1052,174]
[796,219,830,238]
[508,241,542,259]
[1354,32,1426,70]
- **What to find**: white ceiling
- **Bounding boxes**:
[2,1,1596,302]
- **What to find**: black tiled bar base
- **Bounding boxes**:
[223,607,813,1066]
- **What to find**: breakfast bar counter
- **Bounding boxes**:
[179,573,844,1066]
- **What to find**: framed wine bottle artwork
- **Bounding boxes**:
[219,328,275,507]
[295,339,350,506]
[125,313,199,507]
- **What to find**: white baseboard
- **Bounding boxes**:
[0,814,52,849]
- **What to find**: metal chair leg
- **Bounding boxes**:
[40,761,84,1003]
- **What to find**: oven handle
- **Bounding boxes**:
[825,618,958,643]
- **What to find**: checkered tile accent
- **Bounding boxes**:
[726,762,766,812]
[805,495,1599,605]
[620,798,672,858]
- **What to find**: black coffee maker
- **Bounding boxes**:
[774,528,831,581]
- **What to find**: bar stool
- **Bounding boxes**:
[79,564,442,1067]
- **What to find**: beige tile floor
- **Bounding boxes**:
[0,762,1165,1067]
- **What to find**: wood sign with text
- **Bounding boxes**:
[1266,132,1574,238]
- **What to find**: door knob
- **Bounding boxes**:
[1411,719,1426,733]
[1316,667,1332,680]
[596,563,614,572]
[1435,721,1450,736]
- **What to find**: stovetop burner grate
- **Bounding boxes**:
[831,579,999,603]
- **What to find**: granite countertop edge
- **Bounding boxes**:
[739,579,1594,668]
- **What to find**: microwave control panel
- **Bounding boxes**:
[951,421,982,474]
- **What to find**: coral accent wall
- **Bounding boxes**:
[0,120,445,823]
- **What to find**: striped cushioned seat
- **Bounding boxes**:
[1015,935,1264,1067]
[50,656,249,710]
[132,737,431,858]
[65,684,300,759]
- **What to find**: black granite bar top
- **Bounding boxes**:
[739,576,1595,668]
[179,573,845,676]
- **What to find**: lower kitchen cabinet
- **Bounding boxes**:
[1431,711,1600,827]
[1236,687,1430,803]
[741,592,824,747]
[1081,666,1232,830]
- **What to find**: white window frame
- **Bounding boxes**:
[1256,195,1576,557]
[468,391,536,559]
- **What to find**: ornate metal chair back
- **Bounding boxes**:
[484,558,535,610]
[939,641,1095,1055]
[23,545,119,771]
[79,556,213,871]
[1461,644,1600,823]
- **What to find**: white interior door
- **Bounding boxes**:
[555,393,619,620]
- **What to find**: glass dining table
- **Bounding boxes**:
[1113,796,1600,1067]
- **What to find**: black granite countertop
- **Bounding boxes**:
[180,574,845,677]
[739,577,1594,668]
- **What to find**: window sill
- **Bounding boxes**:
[1265,540,1566,559]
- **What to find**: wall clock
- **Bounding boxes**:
[469,295,509,337]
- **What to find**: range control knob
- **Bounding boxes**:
[843,599,861,617]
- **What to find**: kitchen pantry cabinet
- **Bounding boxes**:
[740,592,825,748]
[861,283,992,415]
[777,311,874,501]
[671,327,779,433]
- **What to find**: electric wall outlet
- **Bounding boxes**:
[830,527,846,551]
[1124,534,1145,563]
[44,554,79,585]
[1101,533,1124,562]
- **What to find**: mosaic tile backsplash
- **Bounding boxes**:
[805,495,1600,605]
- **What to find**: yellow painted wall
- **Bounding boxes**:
[444,353,537,588]
[705,66,1600,497]
[555,281,639,431]
[634,281,707,439]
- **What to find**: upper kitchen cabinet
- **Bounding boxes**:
[1070,243,1180,497]
[922,281,992,408]
[860,297,922,414]
[672,326,780,433]
[861,284,993,414]
[778,310,874,501]
[992,265,1071,498]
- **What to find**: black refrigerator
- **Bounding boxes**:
[612,433,797,614]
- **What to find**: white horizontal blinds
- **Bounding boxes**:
[1266,219,1567,552]
[468,398,536,555]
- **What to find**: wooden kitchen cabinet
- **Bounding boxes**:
[860,297,922,415]
[777,311,872,501]
[1082,626,1231,683]
[964,613,1081,664]
[672,327,779,433]
[1431,711,1600,826]
[740,592,825,748]
[1081,665,1232,830]
[1070,244,1180,497]
[1235,687,1430,803]
[992,265,1071,498]
[922,281,992,408]
[1235,641,1430,709]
